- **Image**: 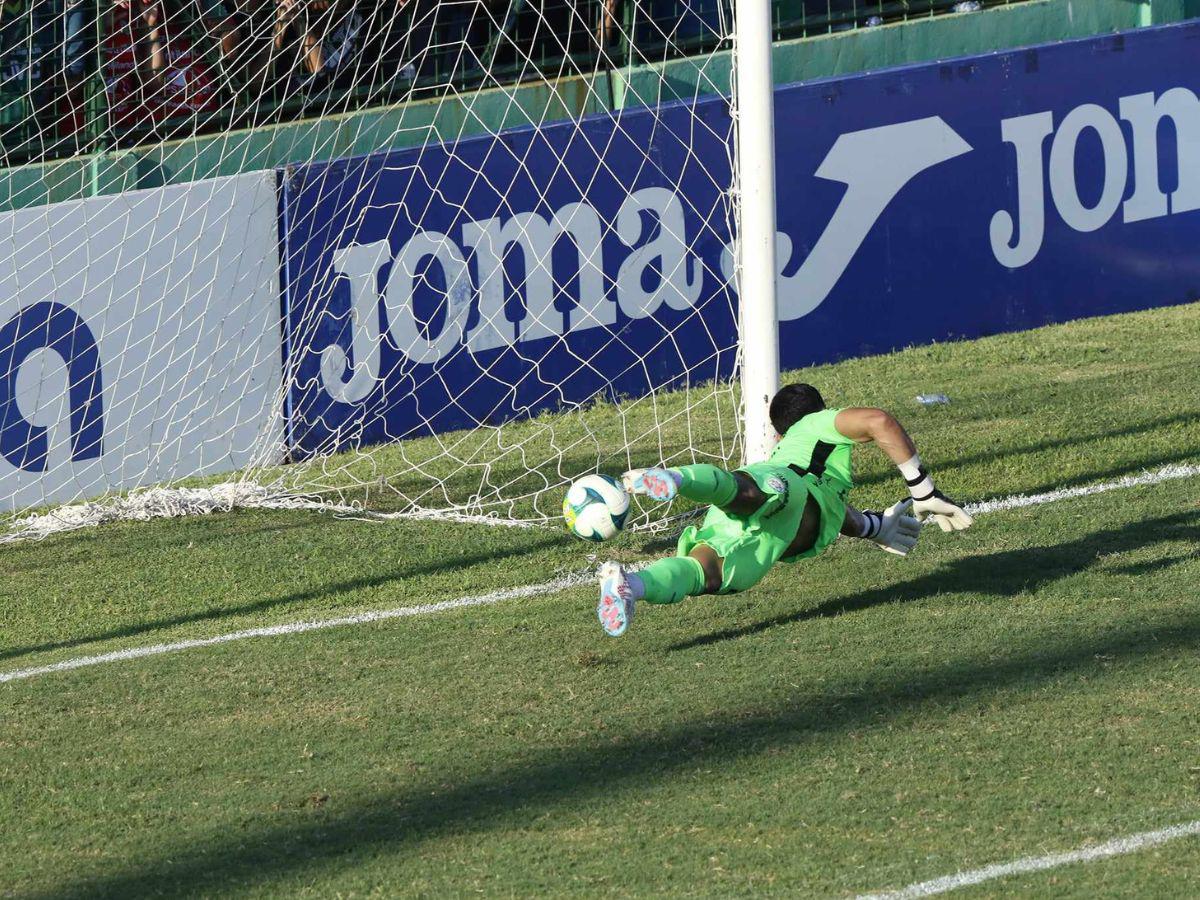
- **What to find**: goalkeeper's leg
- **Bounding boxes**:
[638,545,723,603]
[598,547,724,636]
[599,464,795,636]
[625,464,767,515]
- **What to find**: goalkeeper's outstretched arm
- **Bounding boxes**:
[833,407,974,532]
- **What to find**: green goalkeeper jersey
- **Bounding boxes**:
[768,408,856,488]
[671,408,856,594]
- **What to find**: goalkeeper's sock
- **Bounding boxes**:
[631,556,707,605]
[675,464,739,507]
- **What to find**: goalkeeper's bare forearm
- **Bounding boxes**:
[832,407,974,532]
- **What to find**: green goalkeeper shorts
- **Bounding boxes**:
[675,462,850,594]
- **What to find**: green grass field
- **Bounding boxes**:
[2,302,1200,898]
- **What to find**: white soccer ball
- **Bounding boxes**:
[562,473,630,542]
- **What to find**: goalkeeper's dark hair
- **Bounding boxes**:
[770,383,826,435]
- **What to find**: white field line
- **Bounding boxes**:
[1,461,1195,685]
[962,463,1200,515]
[856,819,1200,899]
[0,572,593,684]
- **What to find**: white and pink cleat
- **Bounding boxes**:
[597,562,635,637]
[622,468,680,503]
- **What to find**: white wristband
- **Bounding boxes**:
[859,510,882,539]
[899,454,935,501]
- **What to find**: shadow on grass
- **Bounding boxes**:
[0,531,567,663]
[1116,549,1200,578]
[670,510,1199,652]
[852,410,1199,490]
[34,536,1200,898]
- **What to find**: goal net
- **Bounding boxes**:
[0,0,773,540]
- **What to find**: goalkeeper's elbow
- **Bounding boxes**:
[862,408,897,438]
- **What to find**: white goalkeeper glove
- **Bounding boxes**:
[900,454,974,532]
[911,489,973,532]
[861,499,922,556]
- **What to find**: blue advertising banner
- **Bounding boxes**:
[278,100,736,452]
[280,21,1200,455]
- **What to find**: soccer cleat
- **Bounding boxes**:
[622,467,679,502]
[597,561,635,637]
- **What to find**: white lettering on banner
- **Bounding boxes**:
[1049,104,1128,233]
[459,217,514,354]
[559,202,614,334]
[13,347,77,475]
[615,187,702,318]
[462,203,614,352]
[316,86,1200,404]
[321,241,389,404]
[320,118,975,403]
[777,117,972,319]
[385,230,473,364]
[992,87,1200,267]
[1120,89,1200,222]
[990,111,1055,269]
[719,116,973,320]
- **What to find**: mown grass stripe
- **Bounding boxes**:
[0,572,593,684]
[1,461,1195,686]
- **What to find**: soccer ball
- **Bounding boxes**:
[562,474,630,541]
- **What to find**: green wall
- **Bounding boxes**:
[1,0,1192,213]
[615,0,1160,105]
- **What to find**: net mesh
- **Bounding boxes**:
[0,0,749,539]
[0,0,1018,540]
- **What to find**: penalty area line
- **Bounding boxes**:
[856,819,1200,899]
[1,461,1196,685]
[963,462,1200,516]
[0,571,593,684]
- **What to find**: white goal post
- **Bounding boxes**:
[732,0,780,464]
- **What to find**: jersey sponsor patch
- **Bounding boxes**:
[765,475,788,495]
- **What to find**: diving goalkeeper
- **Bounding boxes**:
[597,383,973,637]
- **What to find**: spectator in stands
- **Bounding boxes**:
[129,0,167,94]
[321,1,363,81]
[596,0,621,51]
[274,0,361,91]
[194,0,240,89]
[59,0,95,139]
[0,0,27,73]
[213,0,275,101]
[360,0,418,87]
[275,0,327,88]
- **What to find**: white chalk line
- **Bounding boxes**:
[856,819,1200,899]
[0,572,593,684]
[963,462,1200,516]
[1,461,1195,685]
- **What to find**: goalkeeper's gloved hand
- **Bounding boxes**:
[863,498,922,556]
[900,454,974,533]
[911,489,974,532]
